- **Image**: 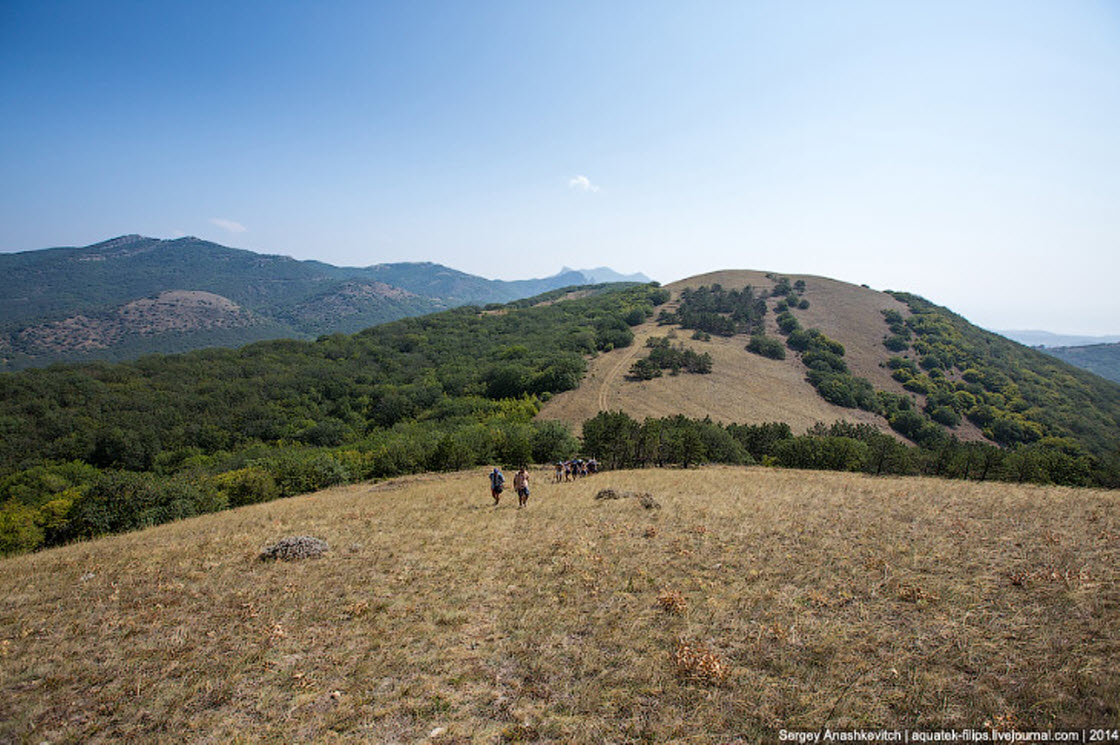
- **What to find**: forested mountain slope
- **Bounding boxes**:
[0,235,598,369]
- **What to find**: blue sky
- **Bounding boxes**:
[2,1,1118,333]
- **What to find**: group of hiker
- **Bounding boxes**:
[488,458,600,507]
[553,457,598,482]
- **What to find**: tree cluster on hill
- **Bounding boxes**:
[628,336,713,380]
[581,411,1114,488]
[656,284,767,337]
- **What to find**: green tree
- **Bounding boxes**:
[582,411,640,469]
[0,501,44,555]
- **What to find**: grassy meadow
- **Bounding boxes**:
[2,466,1118,743]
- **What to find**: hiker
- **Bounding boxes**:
[489,467,505,505]
[514,467,530,508]
[554,461,563,483]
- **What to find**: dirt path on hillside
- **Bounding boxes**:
[597,329,650,411]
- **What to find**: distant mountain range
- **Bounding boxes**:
[1037,343,1120,384]
[0,235,647,370]
[997,329,1120,348]
[995,330,1120,383]
[559,266,651,284]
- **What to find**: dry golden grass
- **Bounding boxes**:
[2,467,1118,743]
[539,269,987,442]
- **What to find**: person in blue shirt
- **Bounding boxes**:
[489,467,505,506]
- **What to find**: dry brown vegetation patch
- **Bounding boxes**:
[2,467,1118,742]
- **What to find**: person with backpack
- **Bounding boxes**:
[489,467,505,506]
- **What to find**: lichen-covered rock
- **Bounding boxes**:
[594,488,622,500]
[259,535,329,561]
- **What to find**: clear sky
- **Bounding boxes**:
[2,1,1118,334]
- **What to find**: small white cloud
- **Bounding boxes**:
[568,175,601,193]
[209,217,248,234]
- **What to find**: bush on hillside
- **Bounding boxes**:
[746,335,786,360]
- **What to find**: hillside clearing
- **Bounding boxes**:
[2,467,1117,742]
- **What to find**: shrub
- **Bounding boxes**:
[883,335,910,352]
[987,415,1044,447]
[213,467,280,507]
[629,357,662,380]
[530,356,586,393]
[803,349,847,373]
[67,471,221,539]
[697,425,749,465]
[296,419,352,447]
[776,312,801,335]
[674,638,730,685]
[267,452,351,496]
[624,307,650,326]
[0,501,44,556]
[927,405,962,427]
[657,589,688,615]
[595,318,635,351]
[889,410,945,446]
[747,335,786,360]
[902,376,931,394]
